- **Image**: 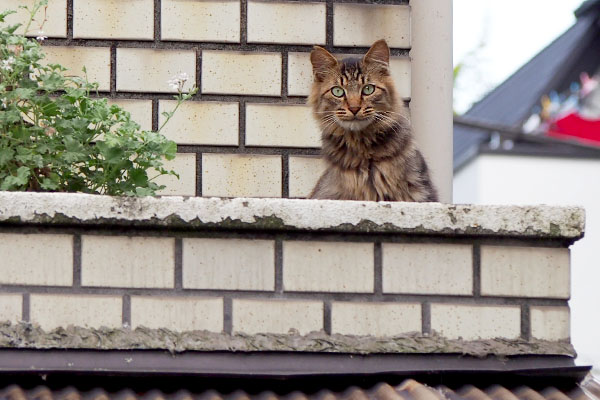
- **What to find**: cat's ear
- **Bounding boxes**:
[311,46,338,82]
[363,39,390,72]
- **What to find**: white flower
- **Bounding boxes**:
[167,72,190,92]
[1,56,15,72]
[36,30,47,41]
[1,98,8,109]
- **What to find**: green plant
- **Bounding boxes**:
[0,1,196,196]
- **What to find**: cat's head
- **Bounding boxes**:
[308,39,400,132]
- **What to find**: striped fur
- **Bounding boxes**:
[308,40,438,202]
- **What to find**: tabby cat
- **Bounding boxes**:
[308,40,438,202]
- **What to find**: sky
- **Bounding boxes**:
[453,0,584,114]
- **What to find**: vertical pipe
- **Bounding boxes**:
[410,0,453,203]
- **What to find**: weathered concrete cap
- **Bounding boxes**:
[0,192,585,240]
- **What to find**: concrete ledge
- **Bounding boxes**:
[0,192,585,240]
[0,322,575,358]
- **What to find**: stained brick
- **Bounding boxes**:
[30,294,122,330]
[73,0,154,40]
[283,241,374,293]
[481,246,570,298]
[201,50,281,96]
[233,299,322,334]
[183,238,275,290]
[81,236,175,288]
[332,302,421,336]
[0,233,73,286]
[245,104,321,148]
[131,296,223,332]
[202,153,282,198]
[247,1,326,45]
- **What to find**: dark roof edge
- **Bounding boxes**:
[0,349,588,380]
[575,0,600,18]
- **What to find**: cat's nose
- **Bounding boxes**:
[348,106,361,115]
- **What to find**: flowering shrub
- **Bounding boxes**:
[0,2,196,195]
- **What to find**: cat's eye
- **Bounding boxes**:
[362,84,375,95]
[331,86,345,97]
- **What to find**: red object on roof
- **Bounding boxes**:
[547,112,600,146]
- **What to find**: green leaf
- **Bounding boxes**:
[0,166,30,191]
[0,148,14,167]
[0,10,17,22]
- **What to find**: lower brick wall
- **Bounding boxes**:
[0,193,581,349]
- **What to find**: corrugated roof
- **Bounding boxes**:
[1,378,598,400]
[453,4,600,169]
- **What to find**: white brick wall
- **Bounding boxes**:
[116,48,196,93]
[0,294,22,323]
[0,0,67,37]
[480,246,570,299]
[332,302,421,337]
[333,4,411,47]
[161,0,240,43]
[288,156,326,198]
[247,1,326,45]
[201,50,281,96]
[30,294,122,330]
[431,304,521,340]
[283,241,374,293]
[233,299,322,335]
[202,153,282,197]
[530,306,570,341]
[73,0,154,40]
[383,243,473,295]
[245,104,321,148]
[81,236,175,288]
[0,233,73,286]
[159,101,239,146]
[153,153,197,197]
[131,296,223,332]
[42,46,111,91]
[183,238,275,290]
[108,99,153,131]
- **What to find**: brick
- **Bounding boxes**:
[0,294,23,323]
[287,52,313,97]
[161,0,240,43]
[108,99,153,131]
[247,1,325,45]
[158,100,239,145]
[530,306,570,341]
[382,243,472,295]
[153,153,197,197]
[333,4,410,48]
[287,52,411,98]
[283,241,374,293]
[202,153,282,198]
[332,302,421,337]
[42,46,111,91]
[131,296,223,332]
[245,104,321,148]
[30,294,122,330]
[0,0,67,37]
[288,156,326,198]
[183,238,274,291]
[73,0,153,40]
[431,304,521,340]
[480,246,570,299]
[202,50,281,96]
[233,299,322,335]
[81,236,175,288]
[0,233,73,286]
[116,48,196,93]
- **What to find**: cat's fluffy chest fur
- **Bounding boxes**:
[308,40,438,202]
